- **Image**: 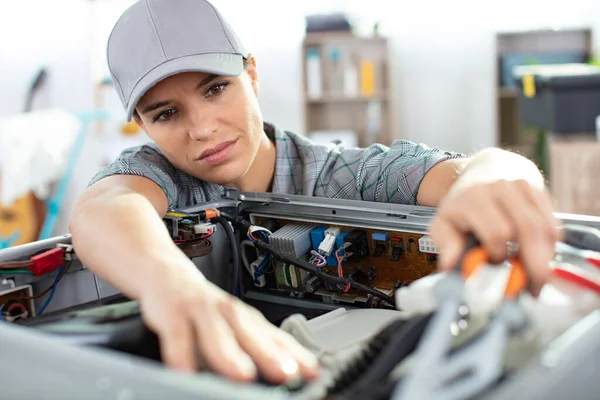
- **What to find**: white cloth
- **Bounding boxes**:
[0,108,81,205]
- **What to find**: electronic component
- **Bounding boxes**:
[367,266,377,281]
[391,245,403,261]
[346,268,364,282]
[318,227,340,256]
[310,227,327,251]
[193,223,216,235]
[310,227,337,266]
[250,256,267,287]
[407,238,415,252]
[418,235,439,254]
[270,223,315,257]
[304,274,323,293]
[163,209,219,241]
[0,284,35,321]
[372,232,390,242]
[275,262,307,290]
[254,217,439,290]
[373,243,386,257]
[372,232,389,257]
[343,230,369,262]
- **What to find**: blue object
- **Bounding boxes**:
[335,232,350,248]
[38,110,110,240]
[0,231,21,249]
[311,227,347,266]
[310,227,327,251]
[253,253,270,281]
[36,266,64,316]
[372,232,390,242]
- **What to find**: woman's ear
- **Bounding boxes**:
[245,54,260,96]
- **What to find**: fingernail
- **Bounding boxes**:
[280,356,303,388]
[280,355,299,376]
[237,357,257,379]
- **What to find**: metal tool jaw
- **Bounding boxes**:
[393,244,530,400]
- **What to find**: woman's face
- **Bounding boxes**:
[134,59,264,187]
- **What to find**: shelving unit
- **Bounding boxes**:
[302,32,394,148]
[494,28,593,159]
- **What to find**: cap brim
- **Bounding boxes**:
[126,53,243,121]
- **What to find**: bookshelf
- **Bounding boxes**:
[301,32,394,148]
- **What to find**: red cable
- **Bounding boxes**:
[552,267,600,296]
[585,257,600,269]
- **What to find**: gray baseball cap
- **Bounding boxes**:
[107,0,248,121]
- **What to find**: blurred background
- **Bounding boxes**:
[1,0,600,248]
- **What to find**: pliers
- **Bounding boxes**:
[392,238,529,400]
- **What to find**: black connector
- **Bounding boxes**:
[304,274,323,293]
[373,243,386,257]
[367,266,377,281]
[344,230,370,262]
[390,246,403,261]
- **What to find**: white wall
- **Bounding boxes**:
[1,0,600,236]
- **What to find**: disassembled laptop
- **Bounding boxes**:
[2,190,600,399]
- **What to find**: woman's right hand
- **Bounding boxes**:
[138,268,320,385]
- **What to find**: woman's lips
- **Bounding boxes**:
[198,140,237,165]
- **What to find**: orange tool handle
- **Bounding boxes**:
[461,246,528,299]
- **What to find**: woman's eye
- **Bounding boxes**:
[206,82,229,97]
[154,109,177,122]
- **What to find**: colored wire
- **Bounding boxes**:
[222,213,395,304]
[36,266,64,315]
[0,260,34,269]
[20,259,72,301]
[200,228,213,239]
[0,269,33,275]
[335,247,351,292]
[254,238,394,304]
[254,254,271,282]
[309,250,327,267]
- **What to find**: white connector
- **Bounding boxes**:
[418,235,439,254]
[193,223,216,235]
[250,256,267,287]
[318,227,340,256]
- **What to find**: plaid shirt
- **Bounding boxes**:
[89,122,467,210]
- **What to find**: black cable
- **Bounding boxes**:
[328,312,433,398]
[222,213,395,305]
[213,216,240,296]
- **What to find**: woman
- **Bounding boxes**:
[71,0,560,386]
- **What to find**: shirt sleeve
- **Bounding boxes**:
[87,144,180,210]
[314,140,467,205]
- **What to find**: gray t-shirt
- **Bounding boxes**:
[89,122,467,209]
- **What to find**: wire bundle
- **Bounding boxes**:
[222,214,395,305]
[246,226,273,282]
[309,250,327,267]
[335,243,352,293]
[0,260,34,275]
